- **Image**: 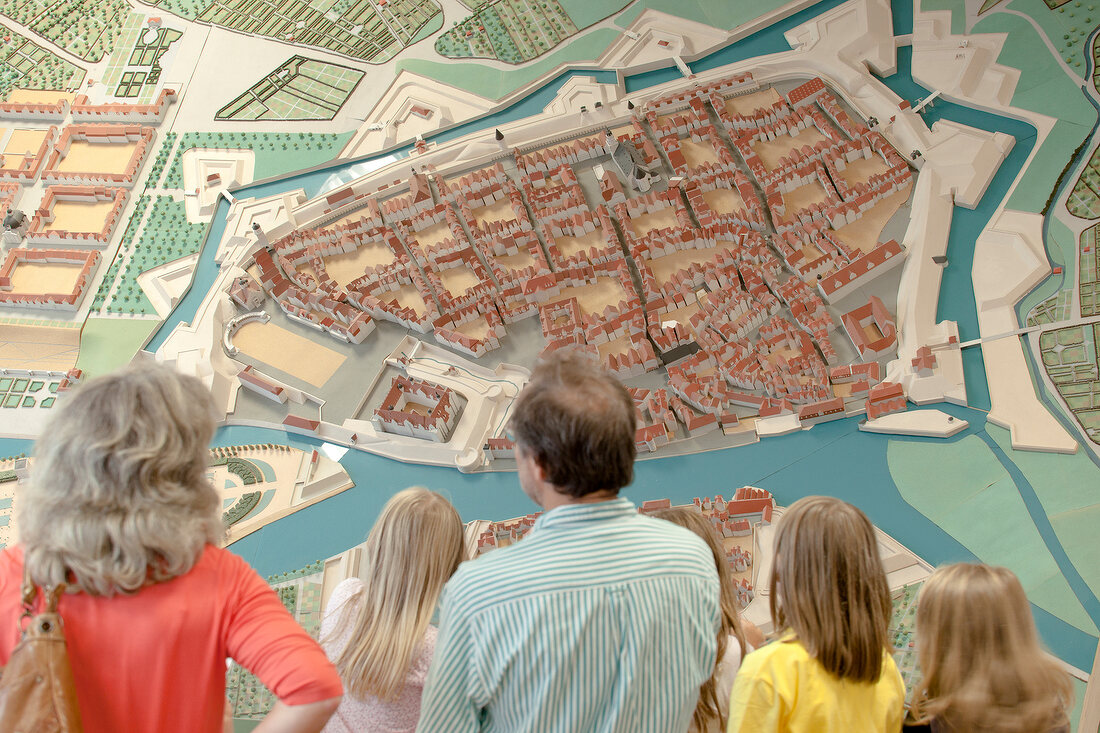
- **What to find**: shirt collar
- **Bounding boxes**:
[532,496,636,532]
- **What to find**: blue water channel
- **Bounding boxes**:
[871,44,1048,410]
[84,0,1100,670]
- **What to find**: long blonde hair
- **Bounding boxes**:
[770,495,891,682]
[653,506,747,732]
[19,363,223,596]
[328,487,465,700]
[910,564,1072,732]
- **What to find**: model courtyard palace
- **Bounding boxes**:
[226,74,925,467]
[0,92,171,315]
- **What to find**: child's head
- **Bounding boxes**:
[363,486,465,592]
[913,563,1072,732]
[333,487,465,700]
[653,505,747,731]
[769,495,890,683]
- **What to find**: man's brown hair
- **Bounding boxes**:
[509,349,636,497]
[769,495,892,683]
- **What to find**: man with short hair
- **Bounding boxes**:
[418,349,720,733]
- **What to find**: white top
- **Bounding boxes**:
[321,577,437,733]
[689,633,750,733]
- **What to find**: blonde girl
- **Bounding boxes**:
[906,563,1072,733]
[320,487,465,733]
[654,507,763,733]
[727,495,905,733]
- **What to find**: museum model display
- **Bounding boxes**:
[0,0,1097,726]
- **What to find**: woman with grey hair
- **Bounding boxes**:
[0,363,342,733]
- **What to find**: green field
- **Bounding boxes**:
[0,0,130,62]
[1094,30,1100,90]
[146,131,178,188]
[889,435,1098,635]
[967,8,1095,215]
[122,196,205,315]
[1024,0,1093,70]
[436,0,618,65]
[1039,325,1100,442]
[1021,218,1079,322]
[188,0,439,63]
[92,195,208,317]
[162,131,352,189]
[217,56,364,121]
[1082,223,1100,316]
[101,14,183,103]
[1066,143,1100,219]
[91,197,151,314]
[985,424,1100,625]
[400,27,618,100]
[0,23,86,100]
[75,317,160,377]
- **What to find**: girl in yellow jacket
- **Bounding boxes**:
[727,496,905,733]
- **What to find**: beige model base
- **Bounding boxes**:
[42,199,116,234]
[859,409,968,438]
[4,129,48,158]
[6,90,76,105]
[7,262,83,295]
[182,148,256,223]
[137,254,201,320]
[55,140,138,175]
[0,323,79,370]
[232,319,347,388]
[833,185,912,253]
[974,212,1076,454]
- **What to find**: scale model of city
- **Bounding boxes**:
[3,0,1090,465]
[0,0,1098,723]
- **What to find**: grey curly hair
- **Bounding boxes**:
[18,362,224,596]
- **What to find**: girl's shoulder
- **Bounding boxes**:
[324,577,364,616]
[320,577,366,652]
[739,635,809,675]
[331,576,364,599]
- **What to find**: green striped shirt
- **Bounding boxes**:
[417,497,720,732]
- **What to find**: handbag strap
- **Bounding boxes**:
[20,561,64,617]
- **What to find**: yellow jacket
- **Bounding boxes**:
[727,636,904,733]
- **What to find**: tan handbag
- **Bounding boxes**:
[0,569,83,732]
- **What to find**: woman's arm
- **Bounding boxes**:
[253,698,341,733]
[222,553,344,724]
